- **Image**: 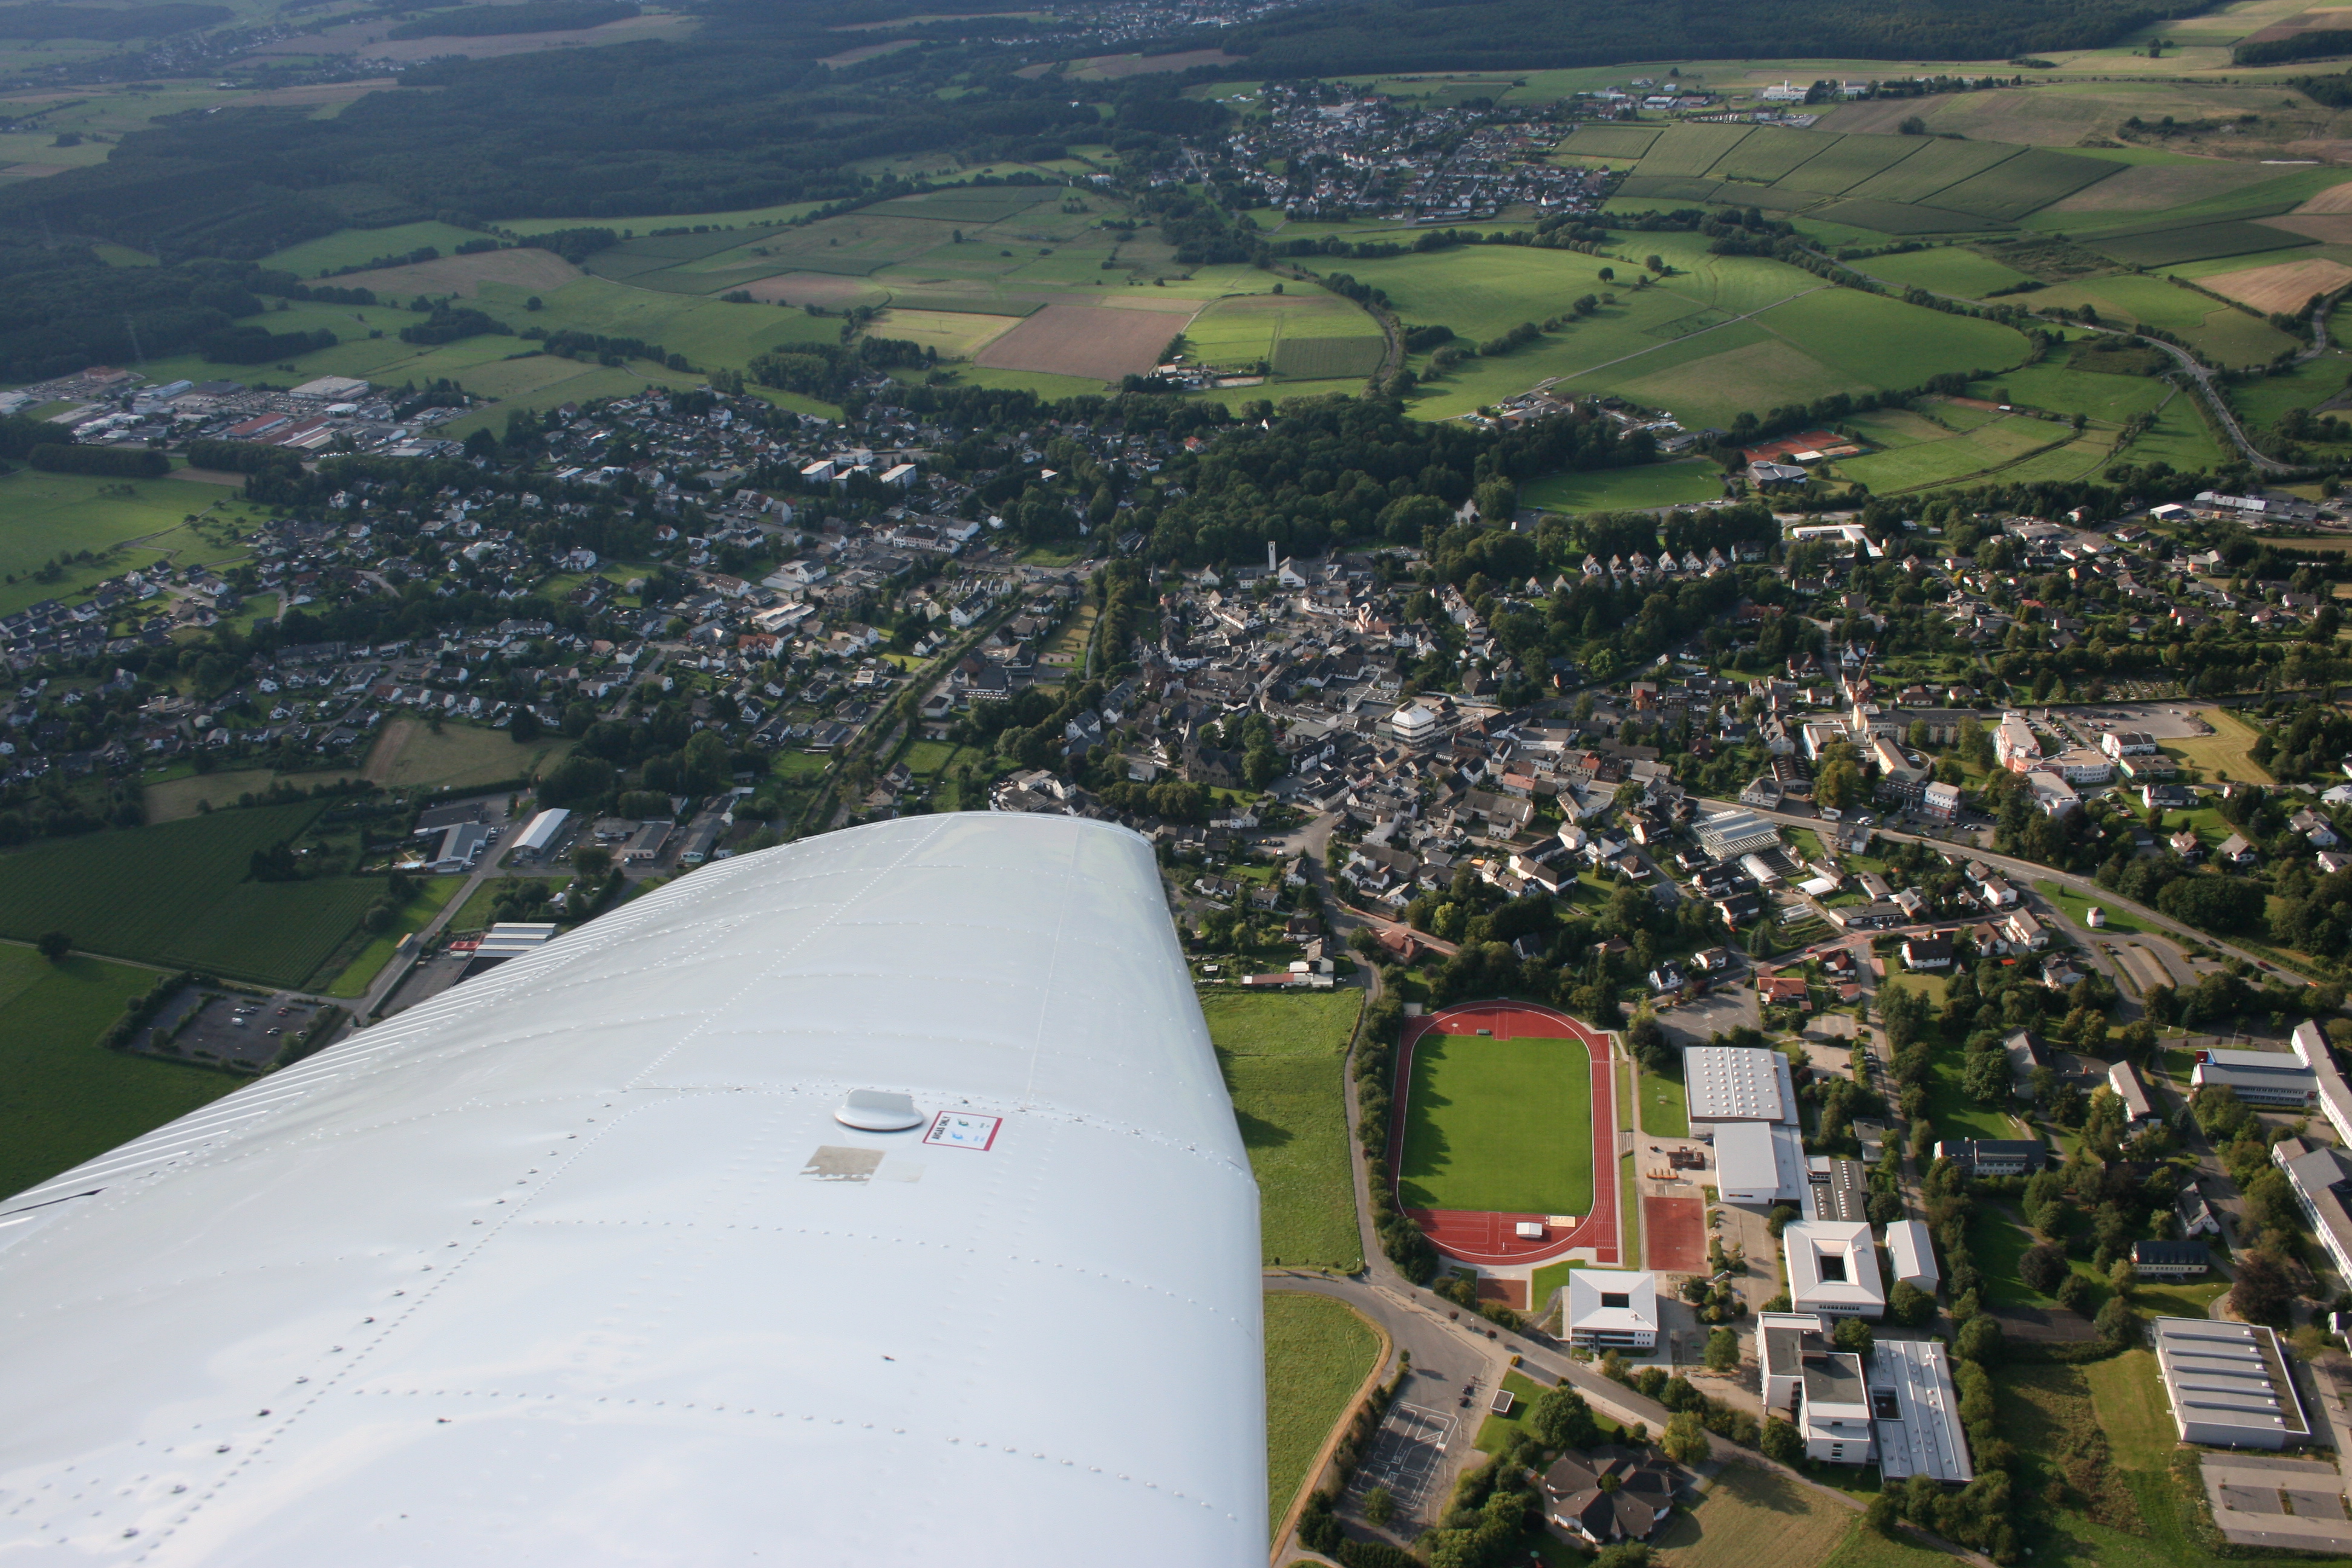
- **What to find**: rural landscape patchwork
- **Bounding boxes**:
[31,0,2352,1557]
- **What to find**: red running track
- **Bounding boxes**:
[1390,999,1619,1267]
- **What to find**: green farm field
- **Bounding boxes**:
[0,946,242,1200]
[264,221,500,277]
[1833,407,2066,492]
[1263,1292,1381,1538]
[1397,1030,1594,1215]
[0,804,381,988]
[1183,290,1380,376]
[1850,246,2035,299]
[1205,988,1364,1269]
[1360,230,2028,423]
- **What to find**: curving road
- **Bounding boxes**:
[1832,249,2299,474]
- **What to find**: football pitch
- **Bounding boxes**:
[1396,1031,1593,1216]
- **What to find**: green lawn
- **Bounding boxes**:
[1638,1060,1688,1137]
[2033,879,2142,934]
[1399,1031,1596,1215]
[1207,989,1365,1269]
[2081,1350,2180,1471]
[1264,1292,1381,1539]
[324,875,463,999]
[1474,1368,1627,1452]
[1882,972,1950,1006]
[0,946,241,1200]
[1821,1518,1975,1568]
[1531,1256,1590,1315]
[1926,1046,2018,1142]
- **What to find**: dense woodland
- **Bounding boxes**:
[1210,0,2217,75]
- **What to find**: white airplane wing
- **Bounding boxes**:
[0,814,1264,1564]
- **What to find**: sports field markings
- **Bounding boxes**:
[1388,1001,1620,1266]
[1350,1403,1455,1514]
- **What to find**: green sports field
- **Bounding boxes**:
[1397,1031,1594,1215]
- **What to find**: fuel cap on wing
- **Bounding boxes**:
[835,1089,924,1131]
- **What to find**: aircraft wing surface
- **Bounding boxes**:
[0,814,1264,1564]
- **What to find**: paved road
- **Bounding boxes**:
[1697,797,2296,986]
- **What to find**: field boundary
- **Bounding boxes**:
[1391,999,1619,1267]
[1266,1284,1392,1566]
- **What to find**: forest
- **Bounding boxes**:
[1209,0,2220,75]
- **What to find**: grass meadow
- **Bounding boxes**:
[0,803,381,988]
[0,469,236,618]
[2169,707,2275,785]
[1652,1465,1860,1568]
[1263,1292,1381,1538]
[1203,988,1364,1269]
[0,946,241,1200]
[325,874,463,999]
[2034,880,2144,934]
[362,719,572,791]
[1397,1030,1594,1215]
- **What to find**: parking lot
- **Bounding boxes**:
[148,990,327,1070]
[2203,1455,2352,1552]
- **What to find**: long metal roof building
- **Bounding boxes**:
[0,814,1265,1564]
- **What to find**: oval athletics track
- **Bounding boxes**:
[1387,1000,1619,1267]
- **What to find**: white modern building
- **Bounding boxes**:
[1759,1312,1873,1465]
[509,805,570,861]
[1870,1338,1974,1483]
[1684,1045,1795,1123]
[1390,702,1440,751]
[1716,1119,1806,1205]
[1693,808,1782,860]
[1759,1315,1971,1478]
[2153,1317,2311,1450]
[1566,1269,1659,1349]
[2293,1018,2352,1148]
[1785,1220,1886,1318]
[1883,1218,1938,1293]
[1688,1044,1805,1207]
[2193,1047,2320,1108]
[0,815,1270,1564]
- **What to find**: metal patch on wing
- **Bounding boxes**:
[800,1146,884,1182]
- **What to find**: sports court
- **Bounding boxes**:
[1645,1195,1707,1273]
[1351,1403,1455,1518]
[1388,1001,1619,1267]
